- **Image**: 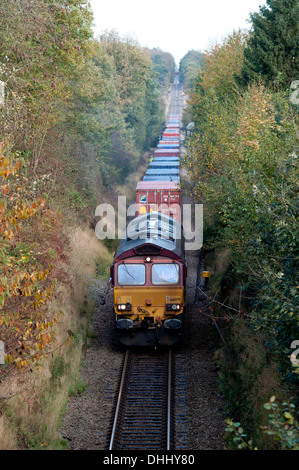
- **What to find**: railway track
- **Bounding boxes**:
[108,348,188,450]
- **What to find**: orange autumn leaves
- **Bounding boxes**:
[0,141,57,369]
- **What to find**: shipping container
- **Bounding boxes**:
[152,156,180,162]
[157,144,180,149]
[154,149,180,157]
[136,180,181,221]
[149,161,180,169]
[163,133,180,139]
[143,175,180,182]
[145,168,179,176]
[161,137,180,142]
[159,141,179,145]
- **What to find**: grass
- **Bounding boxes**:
[216,320,288,449]
[0,225,105,450]
[96,252,113,280]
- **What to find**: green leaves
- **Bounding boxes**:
[225,419,254,449]
[226,397,299,450]
[242,0,299,89]
[262,398,299,450]
[87,32,164,182]
[179,50,205,91]
[184,27,299,449]
[0,142,58,372]
[148,48,175,90]
[184,37,299,352]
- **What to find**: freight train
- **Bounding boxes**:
[110,75,186,347]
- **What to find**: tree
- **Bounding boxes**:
[146,48,175,91]
[242,0,299,89]
[186,30,247,157]
[0,0,96,373]
[0,0,94,172]
[97,32,164,174]
[0,141,57,372]
[184,31,299,386]
[179,50,205,91]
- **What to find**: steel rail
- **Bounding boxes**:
[108,349,175,450]
[108,349,130,451]
[167,349,172,450]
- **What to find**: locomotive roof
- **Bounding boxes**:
[114,212,185,261]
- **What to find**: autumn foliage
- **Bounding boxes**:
[0,1,168,381]
[0,140,59,372]
[183,12,299,447]
[185,29,298,354]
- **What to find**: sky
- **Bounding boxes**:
[89,0,268,66]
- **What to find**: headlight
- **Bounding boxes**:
[117,303,132,312]
[166,303,181,311]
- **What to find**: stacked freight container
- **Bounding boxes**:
[137,104,182,220]
[136,181,181,221]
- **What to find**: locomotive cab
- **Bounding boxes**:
[111,212,186,347]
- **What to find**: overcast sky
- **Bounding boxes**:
[89,0,267,65]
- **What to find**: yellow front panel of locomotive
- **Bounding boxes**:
[114,286,184,322]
